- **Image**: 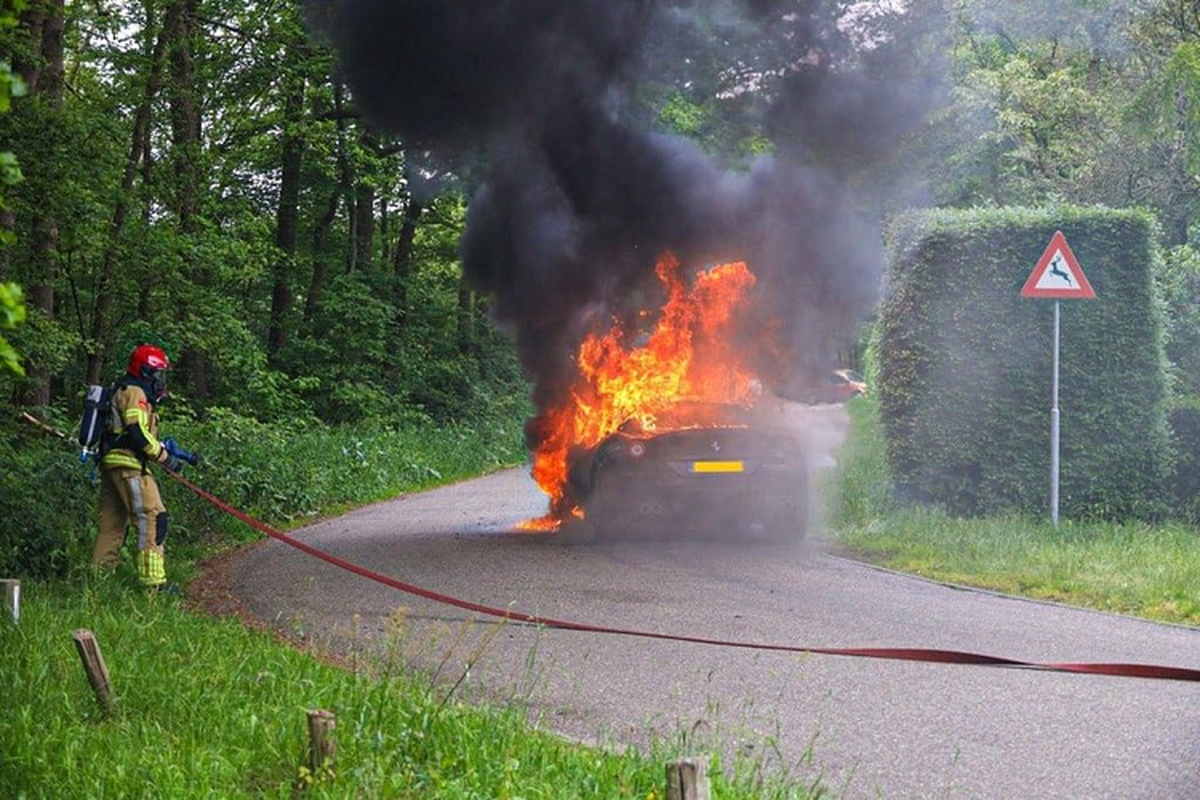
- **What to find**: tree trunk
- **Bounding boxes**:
[13,2,47,92]
[166,0,210,399]
[353,182,375,272]
[267,46,306,362]
[1169,86,1192,246]
[22,0,65,406]
[333,82,356,274]
[167,0,201,234]
[352,131,376,273]
[456,272,474,354]
[304,189,340,324]
[378,195,389,265]
[138,0,155,318]
[391,197,423,335]
[85,3,175,386]
[137,121,154,320]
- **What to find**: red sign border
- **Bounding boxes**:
[1021,230,1096,299]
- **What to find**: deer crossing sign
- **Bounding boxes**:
[1021,230,1096,299]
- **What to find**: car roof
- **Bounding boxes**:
[619,401,754,433]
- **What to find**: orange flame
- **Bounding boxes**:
[531,252,760,517]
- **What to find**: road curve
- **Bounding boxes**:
[231,407,1200,798]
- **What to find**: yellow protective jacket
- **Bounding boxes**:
[101,380,168,471]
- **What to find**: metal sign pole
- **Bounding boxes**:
[1051,300,1060,527]
[1023,231,1093,527]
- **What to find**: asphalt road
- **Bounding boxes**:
[231,405,1200,798]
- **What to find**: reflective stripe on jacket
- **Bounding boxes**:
[101,382,165,470]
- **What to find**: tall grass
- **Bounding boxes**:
[165,408,528,542]
[0,578,823,798]
[829,396,1200,626]
[1,407,528,580]
[825,396,895,529]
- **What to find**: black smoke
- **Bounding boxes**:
[320,0,941,415]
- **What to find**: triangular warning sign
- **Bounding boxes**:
[1021,231,1096,299]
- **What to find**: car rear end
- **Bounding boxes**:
[585,426,808,539]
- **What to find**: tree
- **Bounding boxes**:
[911,0,1200,248]
[267,34,306,361]
[1160,245,1200,398]
[1127,39,1200,245]
[83,0,174,386]
[390,191,422,336]
[11,0,61,402]
[0,0,28,376]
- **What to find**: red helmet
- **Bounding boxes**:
[127,344,171,378]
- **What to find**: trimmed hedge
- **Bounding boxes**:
[1169,406,1200,523]
[878,207,1171,519]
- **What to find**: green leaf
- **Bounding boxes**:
[0,334,22,375]
[0,282,25,329]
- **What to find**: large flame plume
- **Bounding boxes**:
[530,253,761,519]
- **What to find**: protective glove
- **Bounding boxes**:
[162,437,200,466]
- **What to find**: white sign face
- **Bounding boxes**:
[1021,231,1096,300]
[1032,249,1082,290]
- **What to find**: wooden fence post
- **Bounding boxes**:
[666,757,711,800]
[1,579,18,623]
[71,629,114,713]
[307,709,337,776]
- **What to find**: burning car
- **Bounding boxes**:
[561,402,808,540]
[519,252,810,541]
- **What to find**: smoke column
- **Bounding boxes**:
[320,0,940,439]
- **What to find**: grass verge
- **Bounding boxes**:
[828,396,1200,627]
[0,577,822,798]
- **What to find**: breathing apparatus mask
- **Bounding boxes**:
[143,367,168,403]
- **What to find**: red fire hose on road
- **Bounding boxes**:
[165,472,1200,684]
[20,411,1200,683]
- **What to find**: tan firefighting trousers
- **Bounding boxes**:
[94,466,167,587]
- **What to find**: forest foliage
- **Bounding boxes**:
[0,0,526,425]
[0,0,1197,423]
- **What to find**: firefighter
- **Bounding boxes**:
[93,344,183,589]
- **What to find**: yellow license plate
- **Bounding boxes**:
[691,460,745,474]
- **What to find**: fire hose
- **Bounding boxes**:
[20,411,1200,684]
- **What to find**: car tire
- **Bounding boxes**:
[766,498,807,544]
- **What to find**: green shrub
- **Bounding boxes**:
[878,206,1171,519]
[1168,406,1200,523]
[827,394,895,529]
[0,428,95,577]
[0,402,526,581]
